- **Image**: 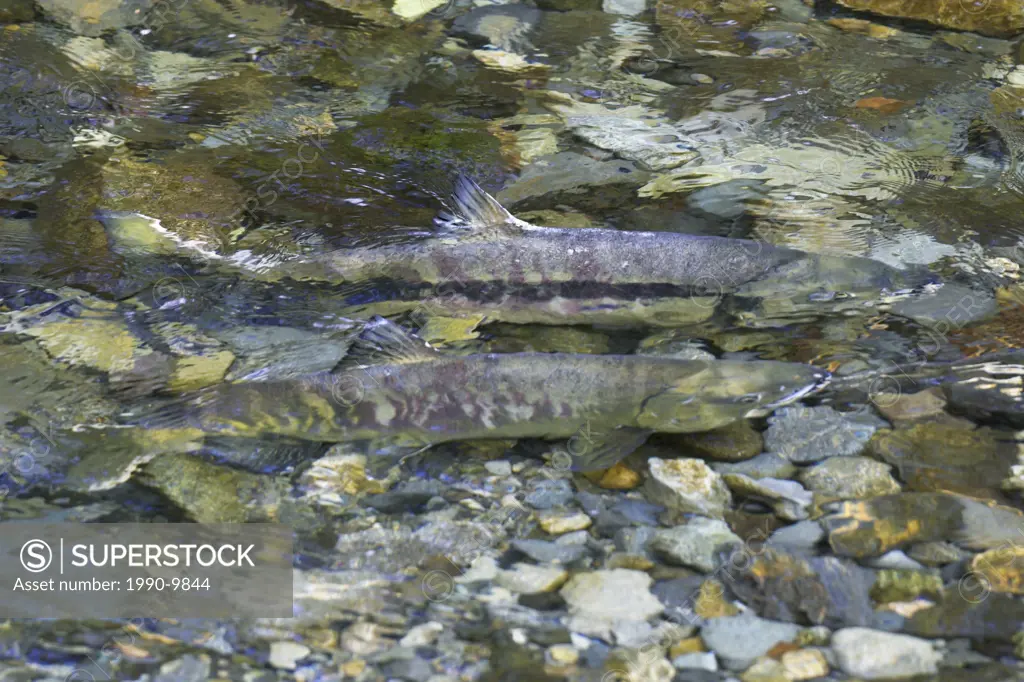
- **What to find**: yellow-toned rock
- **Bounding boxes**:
[780,649,829,680]
[968,545,1024,594]
[299,450,393,498]
[585,461,642,490]
[669,636,705,658]
[740,656,788,682]
[168,350,235,392]
[826,17,901,38]
[538,509,593,534]
[694,579,740,619]
[836,0,1024,38]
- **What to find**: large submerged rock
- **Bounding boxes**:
[836,0,1024,38]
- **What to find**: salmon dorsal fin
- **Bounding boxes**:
[339,316,441,368]
[435,175,527,240]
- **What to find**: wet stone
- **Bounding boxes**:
[36,0,152,36]
[664,421,764,462]
[537,509,592,534]
[524,478,575,509]
[700,613,802,671]
[511,539,589,565]
[363,479,444,514]
[722,549,877,629]
[764,406,887,463]
[649,517,742,573]
[967,546,1024,594]
[559,569,664,640]
[766,520,825,550]
[871,421,1020,499]
[830,627,940,679]
[722,475,812,521]
[614,526,658,555]
[874,388,947,422]
[674,652,717,671]
[711,452,797,480]
[907,541,966,566]
[645,457,732,519]
[798,457,901,500]
[495,563,569,594]
[822,492,1024,558]
[780,649,829,681]
[866,550,925,571]
[836,0,1024,38]
[268,642,309,671]
[870,568,942,604]
[450,4,543,52]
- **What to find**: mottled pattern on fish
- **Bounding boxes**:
[189,353,824,445]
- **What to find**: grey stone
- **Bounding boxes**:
[865,550,924,571]
[451,4,543,52]
[891,283,997,327]
[764,406,888,463]
[799,456,901,499]
[525,478,575,509]
[699,613,801,670]
[154,655,212,682]
[673,652,718,671]
[649,517,742,573]
[710,452,797,479]
[766,520,825,550]
[645,458,732,519]
[614,526,658,555]
[565,115,699,171]
[497,152,649,207]
[722,475,812,521]
[511,539,589,564]
[495,563,568,594]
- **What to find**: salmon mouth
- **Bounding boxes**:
[744,369,831,418]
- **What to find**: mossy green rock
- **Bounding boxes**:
[871,421,1019,501]
[139,454,286,523]
[871,569,943,604]
[667,421,763,462]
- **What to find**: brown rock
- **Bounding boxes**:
[835,0,1024,38]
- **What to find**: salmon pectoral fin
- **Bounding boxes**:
[338,316,441,369]
[564,426,653,472]
[362,437,434,478]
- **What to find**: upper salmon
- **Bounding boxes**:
[253,177,938,328]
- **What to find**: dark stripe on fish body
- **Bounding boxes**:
[335,278,722,306]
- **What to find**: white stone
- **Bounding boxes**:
[603,0,646,16]
[495,563,568,594]
[400,621,444,647]
[560,569,664,640]
[831,628,940,679]
[484,460,513,476]
[646,458,732,518]
[393,0,446,20]
[269,641,310,670]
